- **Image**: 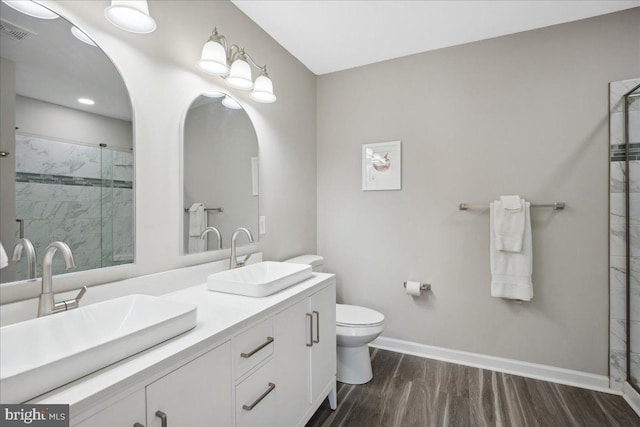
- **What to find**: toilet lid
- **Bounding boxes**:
[336,304,384,327]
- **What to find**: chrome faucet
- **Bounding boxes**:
[200,226,222,250]
[230,227,254,269]
[12,238,37,279]
[38,241,87,317]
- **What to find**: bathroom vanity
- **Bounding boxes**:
[26,272,336,427]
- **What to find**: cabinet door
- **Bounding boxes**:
[146,342,232,427]
[273,298,311,426]
[309,284,336,402]
[74,388,145,427]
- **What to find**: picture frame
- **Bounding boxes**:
[362,141,402,191]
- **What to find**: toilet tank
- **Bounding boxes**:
[283,255,324,273]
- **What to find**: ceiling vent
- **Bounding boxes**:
[0,19,36,42]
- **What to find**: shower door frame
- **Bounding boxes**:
[625,83,640,393]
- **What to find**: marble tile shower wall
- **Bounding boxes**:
[14,134,133,280]
[610,78,640,391]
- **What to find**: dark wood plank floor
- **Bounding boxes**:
[306,348,640,427]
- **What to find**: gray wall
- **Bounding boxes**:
[1,0,318,297]
[15,96,133,150]
[317,8,640,375]
[0,58,16,281]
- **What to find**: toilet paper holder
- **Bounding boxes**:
[403,282,431,291]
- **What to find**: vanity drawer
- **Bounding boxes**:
[235,359,276,427]
[234,318,274,378]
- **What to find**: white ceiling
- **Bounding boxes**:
[232,0,640,75]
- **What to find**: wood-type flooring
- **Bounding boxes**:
[306,348,640,427]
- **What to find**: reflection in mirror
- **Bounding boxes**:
[183,94,259,254]
[0,2,134,283]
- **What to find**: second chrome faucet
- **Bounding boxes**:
[230,227,254,269]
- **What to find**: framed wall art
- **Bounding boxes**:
[362,140,401,191]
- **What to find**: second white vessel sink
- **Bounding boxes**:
[0,294,197,403]
[207,261,312,297]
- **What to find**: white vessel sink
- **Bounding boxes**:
[0,294,197,403]
[207,261,312,297]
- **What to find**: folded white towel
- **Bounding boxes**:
[490,201,533,301]
[493,197,526,252]
[500,195,522,211]
[188,203,206,253]
[0,242,8,269]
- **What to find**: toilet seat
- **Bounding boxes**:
[336,304,384,328]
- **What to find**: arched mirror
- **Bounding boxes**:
[0,2,134,283]
[182,94,259,254]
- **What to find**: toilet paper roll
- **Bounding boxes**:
[405,281,422,296]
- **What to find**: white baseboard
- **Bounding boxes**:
[370,336,613,395]
[624,382,640,416]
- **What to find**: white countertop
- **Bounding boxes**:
[29,272,334,418]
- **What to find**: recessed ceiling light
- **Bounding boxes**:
[78,98,95,105]
[2,0,59,19]
[71,26,96,46]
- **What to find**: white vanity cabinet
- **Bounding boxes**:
[64,275,336,427]
[74,342,232,427]
[274,283,336,426]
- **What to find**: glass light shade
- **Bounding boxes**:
[226,59,253,90]
[78,98,95,105]
[198,40,229,75]
[105,0,157,34]
[222,96,242,110]
[203,90,225,98]
[250,74,276,103]
[2,0,58,19]
[71,26,97,46]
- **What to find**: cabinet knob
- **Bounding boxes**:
[155,410,167,427]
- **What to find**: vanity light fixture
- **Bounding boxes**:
[104,0,156,34]
[2,0,58,19]
[203,90,225,98]
[221,95,242,110]
[71,26,97,46]
[199,27,276,103]
[77,98,95,106]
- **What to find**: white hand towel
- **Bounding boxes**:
[500,195,522,211]
[493,197,526,252]
[490,201,533,301]
[0,242,8,269]
[188,203,206,253]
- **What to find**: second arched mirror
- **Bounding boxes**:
[182,94,259,254]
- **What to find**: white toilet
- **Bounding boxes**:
[284,255,385,385]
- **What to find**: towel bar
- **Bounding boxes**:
[459,202,565,211]
[184,207,224,213]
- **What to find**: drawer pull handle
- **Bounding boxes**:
[312,310,320,344]
[242,383,276,411]
[241,337,274,358]
[155,411,167,427]
[306,313,313,347]
[133,423,145,427]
